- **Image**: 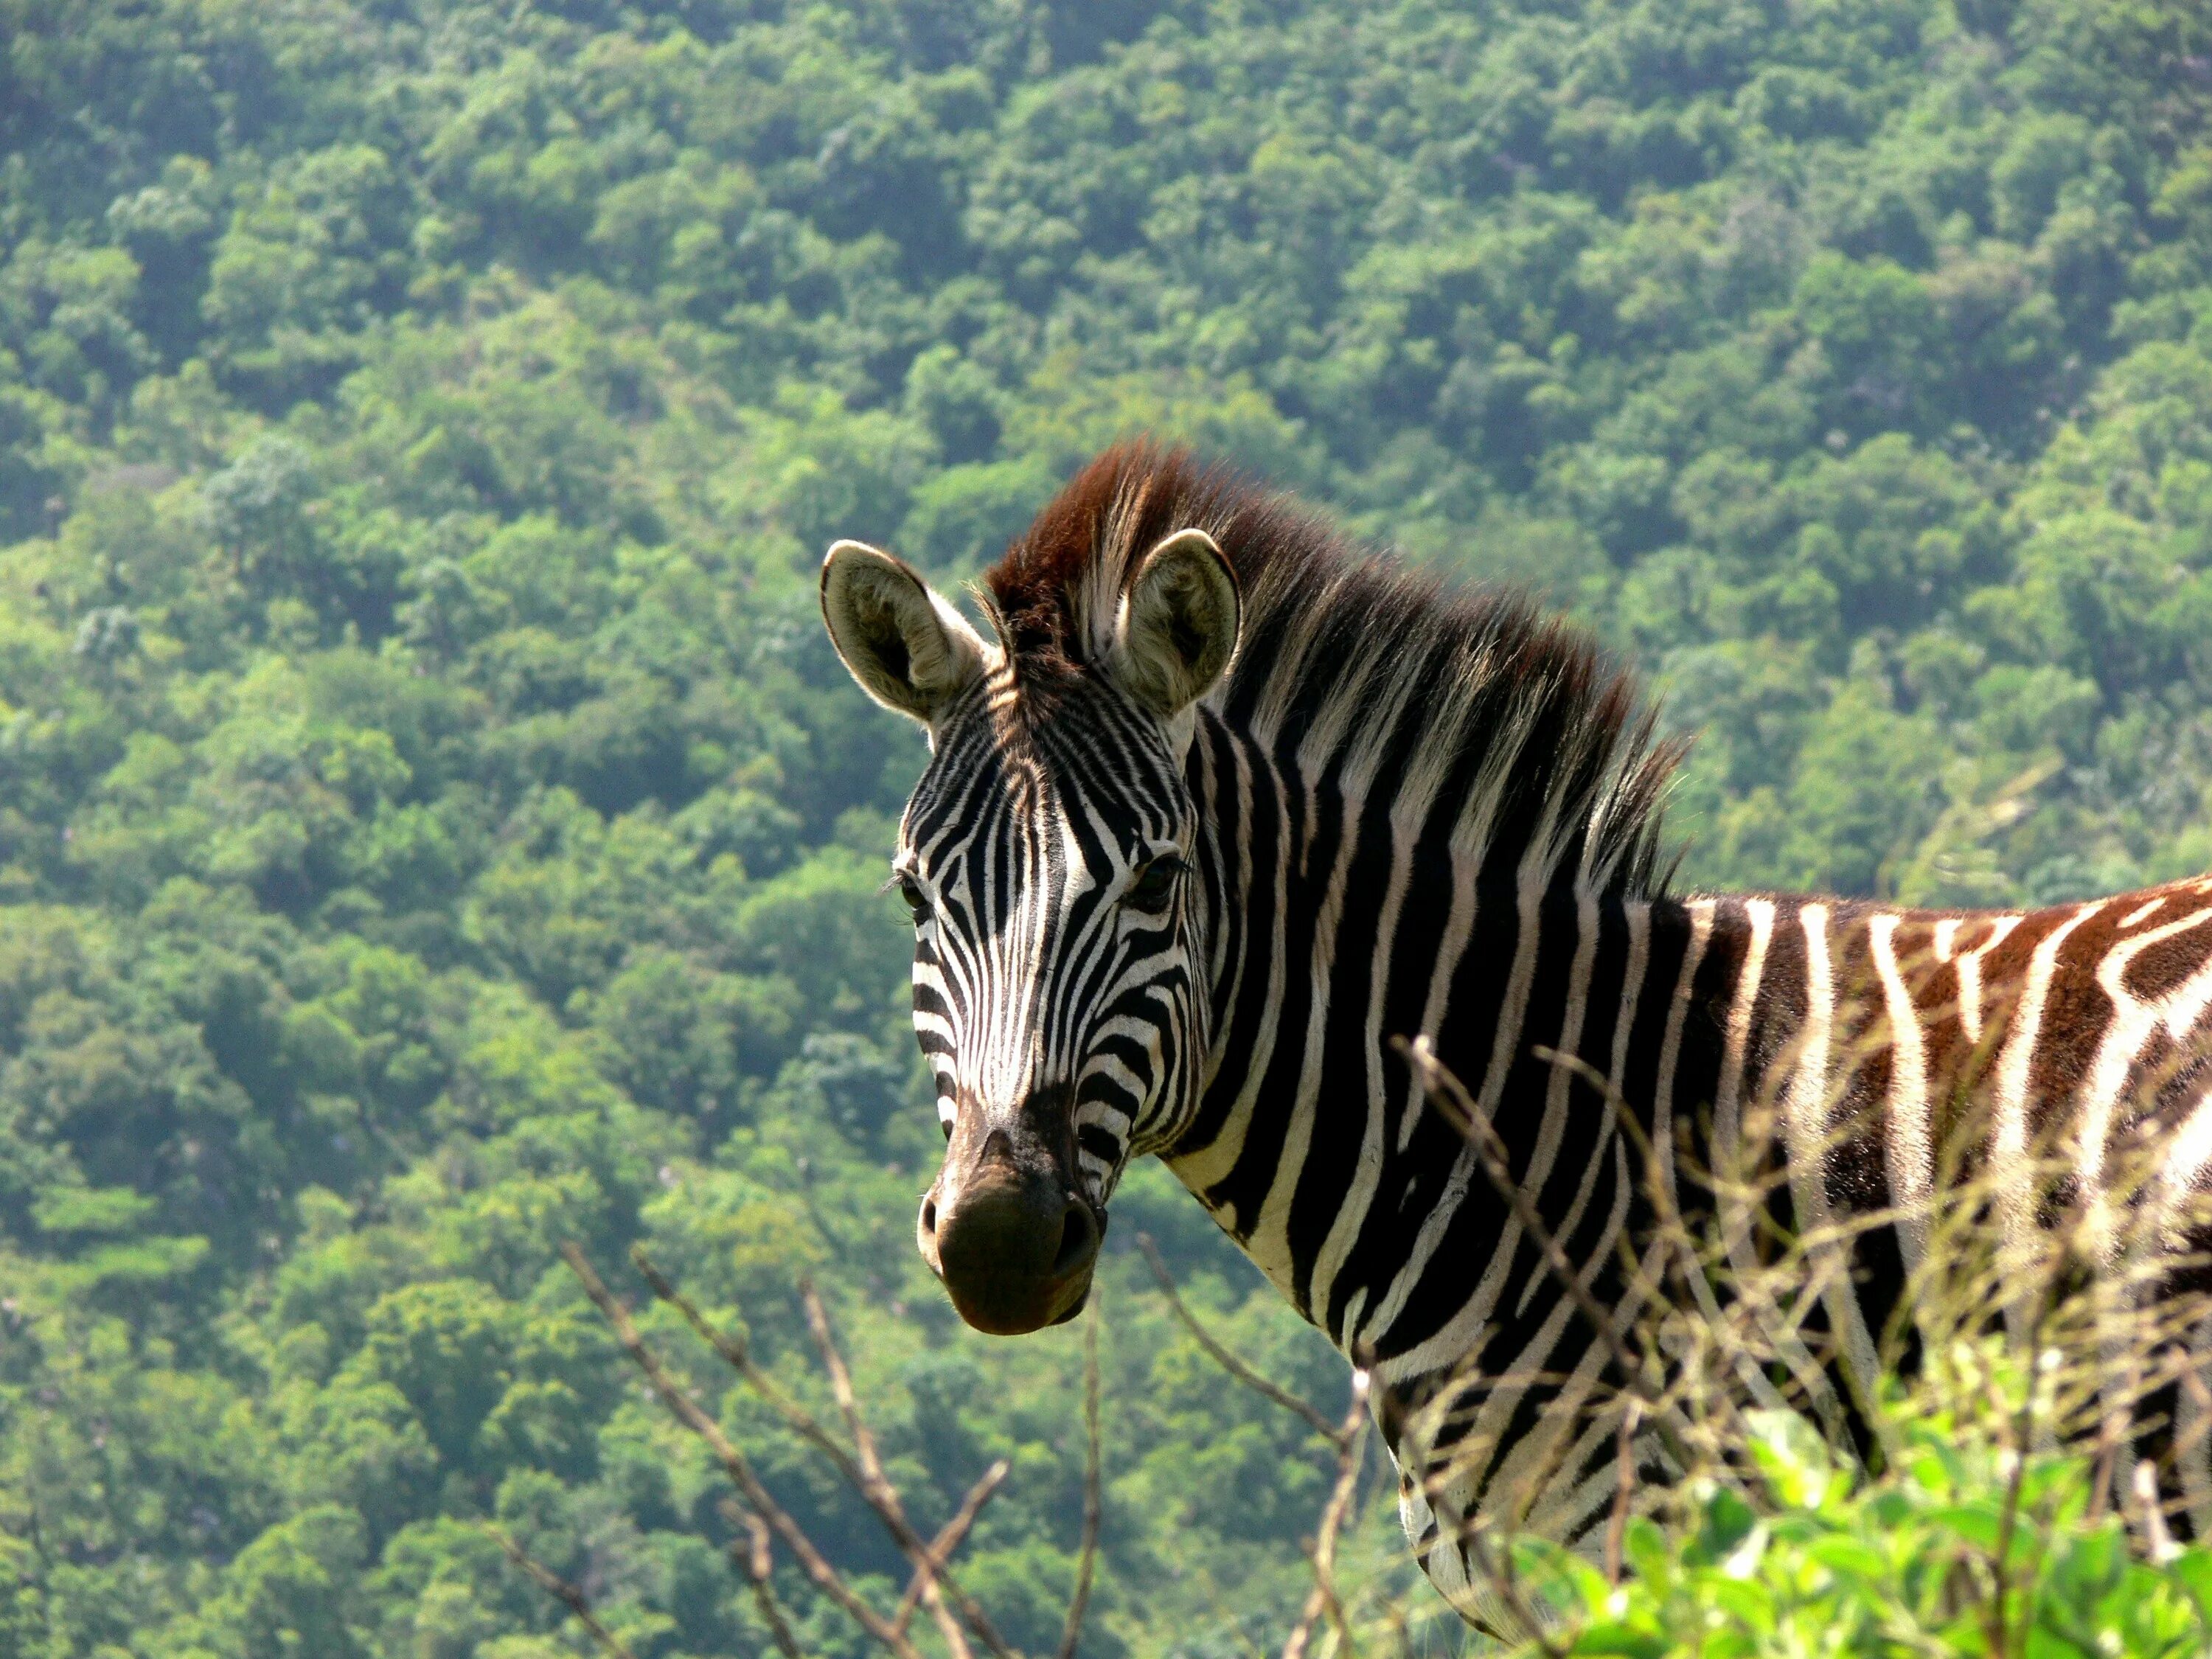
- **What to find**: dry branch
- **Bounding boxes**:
[1056,1296,1105,1659]
[1400,1036,1694,1461]
[725,1500,805,1659]
[1136,1232,1347,1446]
[560,1243,927,1659]
[1604,1401,1640,1587]
[487,1525,640,1659]
[1135,1230,1388,1658]
[894,1458,1009,1635]
[1281,1371,1371,1659]
[798,1274,1012,1659]
[627,1246,1014,1659]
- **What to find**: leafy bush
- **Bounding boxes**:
[1528,1404,2212,1658]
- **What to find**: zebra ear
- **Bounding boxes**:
[1111,528,1240,717]
[821,540,989,726]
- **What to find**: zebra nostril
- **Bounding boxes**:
[1052,1201,1099,1279]
[920,1194,939,1237]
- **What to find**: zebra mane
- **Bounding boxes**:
[982,443,1683,898]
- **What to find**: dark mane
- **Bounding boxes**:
[984,443,1682,897]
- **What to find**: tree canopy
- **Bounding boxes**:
[1,0,2210,1654]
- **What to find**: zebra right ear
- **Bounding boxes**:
[821,541,990,727]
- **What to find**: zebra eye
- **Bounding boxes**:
[897,874,930,924]
[1125,855,1185,914]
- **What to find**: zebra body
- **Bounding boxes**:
[1175,860,2212,1613]
[821,445,2212,1629]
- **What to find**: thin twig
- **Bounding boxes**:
[801,1277,897,1489]
[1137,1232,1345,1444]
[1401,1037,1694,1461]
[1057,1296,1105,1659]
[1538,1043,1770,1474]
[801,1276,999,1659]
[2085,1407,2120,1528]
[1457,1520,1567,1659]
[630,1249,852,1473]
[628,1247,1012,1659]
[488,1525,640,1659]
[1604,1402,1640,1587]
[560,1244,925,1659]
[2133,1458,2180,1563]
[1138,1235,1380,1655]
[894,1460,1010,1635]
[1986,1288,2051,1659]
[726,1501,804,1659]
[1282,1371,1372,1659]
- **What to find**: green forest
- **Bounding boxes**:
[3,1,2211,1654]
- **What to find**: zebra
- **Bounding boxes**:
[819,442,2212,1627]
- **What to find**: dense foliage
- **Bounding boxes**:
[2,0,2211,1654]
[1528,1399,2212,1658]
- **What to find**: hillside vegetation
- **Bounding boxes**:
[1,1,2211,1655]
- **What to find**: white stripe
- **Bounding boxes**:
[1509,885,1602,1318]
[1869,912,1933,1277]
[1519,894,1646,1316]
[1932,917,1961,962]
[1659,901,1791,1408]
[1955,914,2023,1046]
[1713,899,1834,1416]
[1713,897,1774,1277]
[1394,697,1545,1158]
[2077,906,2212,1203]
[2120,895,2168,929]
[1989,902,2103,1340]
[1239,801,1352,1296]
[1474,1138,1638,1528]
[1783,904,1883,1412]
[1655,901,1710,1224]
[1359,708,1553,1361]
[1310,684,1465,1329]
[1613,902,1652,1109]
[1250,661,1419,1294]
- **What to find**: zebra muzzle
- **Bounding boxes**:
[920,1150,1102,1335]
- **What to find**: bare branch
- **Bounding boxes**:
[628,1247,1014,1659]
[1281,1370,1371,1659]
[1057,1296,1105,1659]
[1984,1290,2051,1659]
[1604,1402,1639,1587]
[487,1525,640,1659]
[2132,1458,2180,1564]
[1403,1037,1697,1461]
[894,1460,1009,1636]
[725,1501,804,1659]
[630,1248,853,1474]
[560,1243,925,1659]
[1457,1520,1566,1659]
[801,1277,1001,1659]
[801,1277,894,1491]
[1137,1232,1346,1445]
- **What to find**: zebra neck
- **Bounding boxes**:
[1164,709,1739,1365]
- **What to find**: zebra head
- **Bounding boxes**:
[821,528,1239,1335]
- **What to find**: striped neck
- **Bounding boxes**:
[1162,707,1728,1357]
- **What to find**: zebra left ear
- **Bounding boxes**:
[1111,528,1240,717]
